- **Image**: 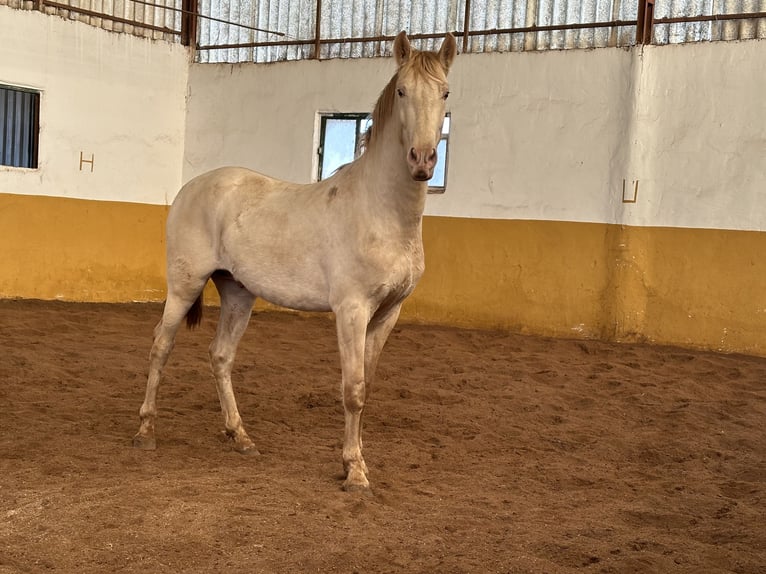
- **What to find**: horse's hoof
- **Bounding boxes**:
[343,480,372,494]
[221,431,260,455]
[132,434,156,450]
[343,467,370,492]
[234,443,261,456]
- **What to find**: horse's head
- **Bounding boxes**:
[392,31,456,182]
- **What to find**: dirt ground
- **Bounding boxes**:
[0,299,764,573]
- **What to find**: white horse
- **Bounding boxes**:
[133,32,457,491]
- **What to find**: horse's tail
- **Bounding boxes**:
[186,293,203,329]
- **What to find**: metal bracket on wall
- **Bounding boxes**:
[79,152,94,172]
[637,0,655,44]
[622,179,639,203]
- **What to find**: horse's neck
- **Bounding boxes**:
[355,128,427,231]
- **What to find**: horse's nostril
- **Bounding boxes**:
[409,147,419,163]
[427,148,437,163]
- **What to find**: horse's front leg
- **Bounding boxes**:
[335,301,371,491]
[361,304,403,456]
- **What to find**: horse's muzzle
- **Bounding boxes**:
[407,147,437,182]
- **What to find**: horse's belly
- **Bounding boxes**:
[236,267,333,313]
[259,287,333,313]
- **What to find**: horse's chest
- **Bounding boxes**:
[375,243,424,302]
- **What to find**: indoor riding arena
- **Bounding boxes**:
[1,2,764,573]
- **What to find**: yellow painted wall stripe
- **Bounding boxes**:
[0,193,168,302]
[407,217,765,356]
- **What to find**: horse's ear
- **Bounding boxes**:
[439,33,457,73]
[393,31,411,67]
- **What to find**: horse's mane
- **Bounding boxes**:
[362,49,447,152]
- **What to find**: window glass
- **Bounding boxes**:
[431,138,448,189]
[320,118,358,178]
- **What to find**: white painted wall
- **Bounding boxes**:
[185,39,766,232]
[0,6,189,205]
[628,41,766,231]
[440,48,635,225]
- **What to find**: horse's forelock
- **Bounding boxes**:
[408,50,448,84]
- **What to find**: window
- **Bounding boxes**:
[317,112,450,192]
[430,114,450,192]
[0,85,40,169]
[317,113,370,180]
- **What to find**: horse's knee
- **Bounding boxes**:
[342,378,366,412]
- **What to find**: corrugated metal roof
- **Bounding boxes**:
[197,0,642,62]
[197,0,764,62]
[2,0,763,61]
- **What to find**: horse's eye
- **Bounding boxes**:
[397,88,405,97]
[443,91,450,100]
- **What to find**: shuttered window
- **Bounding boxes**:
[0,85,40,169]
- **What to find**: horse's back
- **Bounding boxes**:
[172,166,275,209]
[168,166,282,242]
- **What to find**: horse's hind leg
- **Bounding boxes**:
[209,272,257,454]
[133,287,203,450]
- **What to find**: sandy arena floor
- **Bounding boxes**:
[1,299,764,573]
